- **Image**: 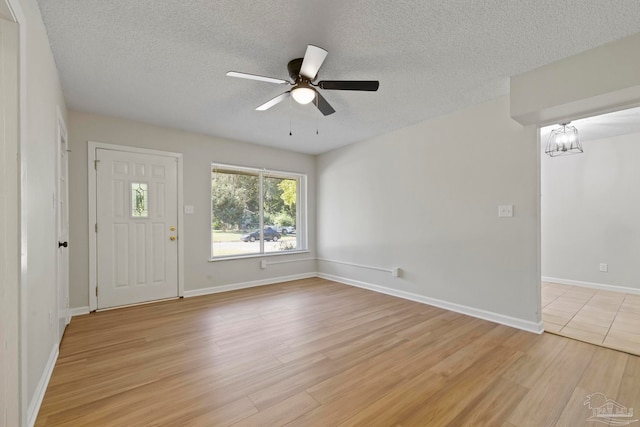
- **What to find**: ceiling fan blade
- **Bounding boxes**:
[318,80,379,91]
[256,91,291,111]
[226,71,289,85]
[315,92,335,116]
[299,45,328,80]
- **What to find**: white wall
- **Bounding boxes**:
[10,0,68,424]
[542,132,640,290]
[511,32,640,127]
[0,8,19,427]
[68,110,317,309]
[316,96,541,328]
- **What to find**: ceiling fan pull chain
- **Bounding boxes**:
[289,97,293,136]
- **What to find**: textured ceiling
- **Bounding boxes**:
[37,1,640,154]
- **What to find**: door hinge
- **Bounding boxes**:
[96,287,98,297]
[94,159,100,170]
[95,223,98,233]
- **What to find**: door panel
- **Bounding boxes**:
[96,149,178,309]
[56,118,69,343]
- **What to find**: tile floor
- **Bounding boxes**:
[542,281,640,355]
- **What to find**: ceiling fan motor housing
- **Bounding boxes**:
[287,58,305,81]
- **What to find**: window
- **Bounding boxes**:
[131,182,149,218]
[211,163,306,259]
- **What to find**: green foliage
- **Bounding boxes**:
[263,177,285,217]
[212,171,298,230]
[263,212,273,227]
[211,171,259,229]
[273,212,294,227]
[279,180,296,208]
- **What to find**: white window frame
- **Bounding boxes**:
[210,163,308,261]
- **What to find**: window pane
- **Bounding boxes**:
[211,164,305,259]
[211,170,260,257]
[263,176,297,253]
[131,182,148,218]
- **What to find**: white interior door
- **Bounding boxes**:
[55,116,69,343]
[96,148,179,309]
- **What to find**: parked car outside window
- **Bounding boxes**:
[271,225,296,235]
[240,227,281,242]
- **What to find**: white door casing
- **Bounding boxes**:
[91,145,183,309]
[55,109,69,342]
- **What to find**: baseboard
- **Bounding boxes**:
[183,273,317,298]
[318,273,544,334]
[69,306,90,317]
[542,276,640,296]
[27,344,59,427]
[153,270,544,333]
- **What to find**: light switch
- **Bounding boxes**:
[498,205,513,217]
[184,205,194,214]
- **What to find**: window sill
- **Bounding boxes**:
[209,250,310,262]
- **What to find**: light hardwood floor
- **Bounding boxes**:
[37,278,640,426]
[542,281,640,356]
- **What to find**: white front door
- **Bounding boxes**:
[55,115,69,342]
[96,148,179,309]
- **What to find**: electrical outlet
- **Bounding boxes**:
[392,267,400,278]
[260,260,267,269]
[600,263,608,272]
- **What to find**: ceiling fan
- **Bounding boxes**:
[226,45,379,116]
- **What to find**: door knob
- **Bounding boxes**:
[170,236,176,241]
[58,241,68,248]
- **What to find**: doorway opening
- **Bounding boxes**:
[540,106,640,355]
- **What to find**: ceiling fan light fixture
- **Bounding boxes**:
[291,85,316,105]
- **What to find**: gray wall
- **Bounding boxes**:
[316,96,541,325]
[0,7,20,426]
[542,131,640,290]
[68,110,317,309]
[12,0,68,420]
